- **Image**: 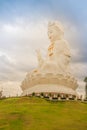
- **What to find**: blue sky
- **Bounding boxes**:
[0,0,87,96]
[0,0,87,24]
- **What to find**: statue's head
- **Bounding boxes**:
[48,21,64,42]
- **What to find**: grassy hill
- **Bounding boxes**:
[0,97,87,130]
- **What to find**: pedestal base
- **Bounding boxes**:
[22,84,77,96]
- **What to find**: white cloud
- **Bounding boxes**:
[0,81,22,97]
[71,62,87,80]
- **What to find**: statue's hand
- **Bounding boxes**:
[36,49,40,55]
[36,49,42,60]
[36,49,44,68]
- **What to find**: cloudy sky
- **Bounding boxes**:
[0,0,87,97]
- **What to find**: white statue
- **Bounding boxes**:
[21,21,78,96]
[36,21,71,74]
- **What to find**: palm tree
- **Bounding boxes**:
[84,77,87,99]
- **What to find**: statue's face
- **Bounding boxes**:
[48,27,63,42]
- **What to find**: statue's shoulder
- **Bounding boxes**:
[60,39,69,44]
[55,39,69,46]
[61,39,70,47]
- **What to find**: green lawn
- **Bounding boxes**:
[0,97,87,130]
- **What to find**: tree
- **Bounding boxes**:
[32,92,35,96]
[84,77,87,99]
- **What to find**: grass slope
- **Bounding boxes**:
[0,97,87,130]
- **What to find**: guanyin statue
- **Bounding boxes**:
[21,21,78,97]
[36,21,71,74]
